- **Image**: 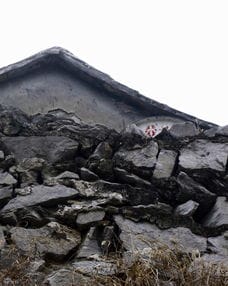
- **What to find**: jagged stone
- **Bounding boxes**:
[101,225,115,254]
[174,200,199,217]
[202,197,228,229]
[179,139,228,172]
[114,140,159,176]
[0,172,17,186]
[207,233,228,257]
[1,136,79,164]
[72,260,116,276]
[0,186,12,206]
[168,122,200,138]
[76,209,105,226]
[121,203,173,227]
[153,149,177,179]
[89,142,113,160]
[45,171,80,187]
[1,185,79,213]
[114,167,151,188]
[0,151,4,161]
[10,222,81,260]
[80,167,99,181]
[176,172,216,214]
[77,227,102,259]
[114,215,207,253]
[45,268,90,286]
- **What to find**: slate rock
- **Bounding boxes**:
[114,215,207,253]
[45,268,90,286]
[80,167,99,181]
[176,172,216,214]
[72,260,116,276]
[76,209,105,226]
[1,136,79,164]
[114,140,159,174]
[207,233,228,257]
[10,222,81,260]
[114,167,151,188]
[202,197,228,229]
[174,200,199,217]
[0,172,17,186]
[169,122,200,138]
[1,185,79,213]
[89,142,113,160]
[0,150,4,161]
[179,139,228,172]
[77,227,102,259]
[0,186,13,206]
[153,149,177,179]
[45,171,80,187]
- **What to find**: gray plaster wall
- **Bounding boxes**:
[0,67,145,130]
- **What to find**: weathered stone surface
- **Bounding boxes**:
[76,209,105,226]
[114,167,151,188]
[114,215,207,253]
[174,200,199,217]
[0,186,12,205]
[153,149,177,179]
[10,222,81,260]
[1,185,79,212]
[0,227,6,250]
[0,172,17,186]
[207,233,228,257]
[169,122,200,138]
[179,139,228,172]
[73,260,116,276]
[80,167,99,182]
[114,141,159,171]
[44,268,90,286]
[1,136,79,164]
[176,172,216,213]
[0,151,4,161]
[45,171,80,187]
[215,125,228,136]
[77,227,102,259]
[202,197,228,229]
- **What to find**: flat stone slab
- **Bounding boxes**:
[72,260,116,276]
[1,185,79,212]
[114,215,207,253]
[179,139,228,172]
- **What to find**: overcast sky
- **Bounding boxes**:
[0,1,228,125]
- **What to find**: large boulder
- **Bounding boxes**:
[114,215,207,253]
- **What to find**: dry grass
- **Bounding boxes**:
[93,244,228,286]
[0,244,227,285]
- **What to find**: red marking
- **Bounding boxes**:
[145,124,157,137]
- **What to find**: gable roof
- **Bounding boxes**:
[0,47,216,129]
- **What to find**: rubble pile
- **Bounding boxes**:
[0,105,227,285]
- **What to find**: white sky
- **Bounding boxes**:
[0,0,228,126]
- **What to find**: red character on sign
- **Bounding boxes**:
[145,124,157,137]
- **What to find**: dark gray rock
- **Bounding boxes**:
[153,149,177,179]
[121,203,173,228]
[169,122,200,138]
[207,233,228,257]
[89,142,113,160]
[114,140,158,174]
[72,260,116,276]
[179,139,228,172]
[176,172,216,214]
[174,200,199,217]
[202,197,228,229]
[1,185,79,212]
[0,186,13,206]
[114,215,207,253]
[45,268,90,286]
[77,227,102,259]
[0,227,6,250]
[45,171,80,187]
[0,150,4,161]
[76,209,105,226]
[1,136,79,164]
[10,222,81,260]
[0,172,17,186]
[114,167,151,188]
[80,167,99,181]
